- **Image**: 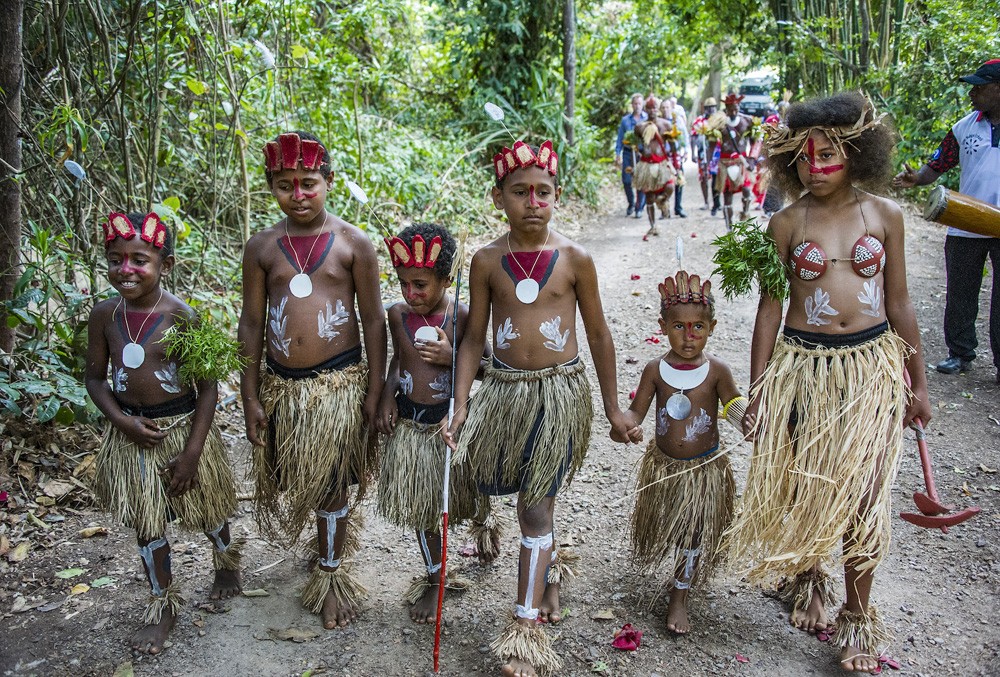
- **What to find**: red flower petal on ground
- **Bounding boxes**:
[644,336,660,344]
[691,233,697,238]
[629,390,636,400]
[0,490,8,504]
[816,632,830,642]
[611,623,642,651]
[630,274,641,280]
[879,656,900,670]
[735,653,749,663]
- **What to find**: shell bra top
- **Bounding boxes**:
[789,190,886,281]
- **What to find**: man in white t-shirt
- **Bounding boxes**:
[894,59,1000,382]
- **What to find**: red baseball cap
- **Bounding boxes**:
[959,59,1000,85]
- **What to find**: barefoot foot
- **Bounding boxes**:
[537,581,561,624]
[665,587,690,634]
[131,608,176,655]
[478,531,502,566]
[839,645,880,674]
[410,582,439,624]
[210,569,242,600]
[501,658,538,677]
[790,586,831,634]
[322,588,357,629]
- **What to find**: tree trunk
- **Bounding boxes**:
[562,0,576,146]
[0,0,23,353]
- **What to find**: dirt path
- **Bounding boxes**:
[2,165,997,676]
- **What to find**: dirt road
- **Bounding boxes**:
[2,167,997,676]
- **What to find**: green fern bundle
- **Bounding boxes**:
[711,219,789,301]
[161,314,245,384]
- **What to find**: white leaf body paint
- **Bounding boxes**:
[656,405,670,436]
[429,372,451,400]
[155,362,182,394]
[858,279,882,317]
[269,297,291,357]
[804,288,839,326]
[683,408,712,442]
[400,370,414,396]
[317,299,350,341]
[113,367,128,393]
[495,317,520,350]
[540,316,570,352]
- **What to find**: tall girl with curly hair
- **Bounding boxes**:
[727,92,931,674]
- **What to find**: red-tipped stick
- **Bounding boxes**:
[434,265,463,672]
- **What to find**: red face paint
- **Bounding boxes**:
[805,137,845,175]
[527,186,548,209]
[686,322,698,340]
[292,178,318,200]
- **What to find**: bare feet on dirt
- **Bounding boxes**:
[537,581,561,623]
[839,645,880,674]
[321,589,357,629]
[131,608,176,655]
[209,569,242,600]
[666,586,690,634]
[410,582,438,624]
[790,589,831,634]
[478,532,502,565]
[501,657,538,677]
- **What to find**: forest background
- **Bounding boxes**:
[0,0,994,427]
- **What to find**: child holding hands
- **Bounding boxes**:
[616,272,743,635]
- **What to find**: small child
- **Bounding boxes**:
[614,271,743,635]
[447,140,634,677]
[375,223,492,624]
[238,131,387,629]
[85,212,241,655]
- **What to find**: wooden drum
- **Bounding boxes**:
[923,185,1000,238]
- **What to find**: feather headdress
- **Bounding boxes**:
[658,271,713,310]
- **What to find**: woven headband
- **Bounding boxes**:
[103,212,167,249]
[763,95,886,165]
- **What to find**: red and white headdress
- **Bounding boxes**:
[263,133,327,173]
[723,93,745,106]
[384,234,444,269]
[102,212,168,249]
[493,140,558,183]
[658,271,713,309]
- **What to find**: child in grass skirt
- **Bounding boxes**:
[86,212,241,655]
[616,271,744,634]
[728,92,931,674]
[376,223,500,624]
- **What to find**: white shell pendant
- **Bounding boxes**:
[515,278,539,304]
[666,392,692,420]
[289,273,313,299]
[414,325,438,343]
[122,342,146,369]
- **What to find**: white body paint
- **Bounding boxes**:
[540,316,570,352]
[804,287,839,326]
[113,367,128,393]
[429,372,450,400]
[400,370,414,396]
[683,408,712,442]
[317,299,350,341]
[858,279,882,317]
[656,405,670,436]
[155,362,182,394]
[269,296,292,357]
[495,317,520,350]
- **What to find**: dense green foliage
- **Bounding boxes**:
[161,314,247,384]
[712,219,789,302]
[4,0,995,423]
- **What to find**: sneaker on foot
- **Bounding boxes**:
[935,356,972,374]
[626,206,634,216]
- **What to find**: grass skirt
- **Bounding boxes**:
[725,330,910,585]
[630,440,734,584]
[634,159,675,194]
[93,415,237,542]
[456,360,592,506]
[252,362,376,543]
[377,417,480,531]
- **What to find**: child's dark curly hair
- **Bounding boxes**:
[394,223,457,280]
[767,92,896,200]
[264,130,332,184]
[660,294,716,322]
[493,144,560,189]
